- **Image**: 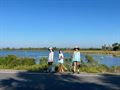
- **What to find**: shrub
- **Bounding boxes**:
[85,55,94,63]
[40,57,48,65]
[0,55,35,67]
[97,64,110,73]
[80,64,99,73]
[5,55,17,60]
[64,58,72,71]
[110,66,120,73]
[85,54,98,65]
[0,55,119,73]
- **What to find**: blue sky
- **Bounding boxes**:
[0,0,120,48]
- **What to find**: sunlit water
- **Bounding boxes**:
[0,50,120,67]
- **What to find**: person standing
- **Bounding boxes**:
[58,49,64,64]
[47,47,54,72]
[58,49,64,72]
[72,46,81,74]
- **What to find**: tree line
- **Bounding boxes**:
[0,42,120,51]
[102,42,120,51]
[0,47,71,50]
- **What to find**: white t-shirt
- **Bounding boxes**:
[48,51,54,62]
[59,53,64,60]
[58,53,64,64]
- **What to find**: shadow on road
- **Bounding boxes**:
[0,72,120,90]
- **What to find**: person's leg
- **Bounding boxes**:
[58,63,64,73]
[73,61,77,73]
[50,62,53,72]
[61,64,64,72]
[58,63,62,72]
[47,62,50,72]
[77,62,80,74]
[47,62,53,72]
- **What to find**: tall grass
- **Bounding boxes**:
[0,55,120,73]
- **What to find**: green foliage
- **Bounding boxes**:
[0,57,6,65]
[0,47,72,51]
[0,55,17,66]
[112,43,120,51]
[16,57,35,65]
[80,64,99,73]
[0,55,35,68]
[110,66,120,73]
[0,55,47,72]
[64,58,72,71]
[85,55,94,63]
[97,64,110,72]
[101,43,120,51]
[5,55,17,60]
[0,55,120,73]
[102,44,112,51]
[80,64,110,73]
[85,54,98,65]
[40,57,48,65]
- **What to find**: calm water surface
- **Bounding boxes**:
[0,50,120,67]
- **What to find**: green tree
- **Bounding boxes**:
[102,44,107,50]
[102,44,112,51]
[112,43,120,51]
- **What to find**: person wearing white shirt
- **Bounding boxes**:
[47,47,54,72]
[58,50,65,73]
[58,50,64,64]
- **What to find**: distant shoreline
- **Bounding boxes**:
[0,49,120,57]
[64,50,120,57]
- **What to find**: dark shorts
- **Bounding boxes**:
[73,61,81,66]
[73,61,80,63]
[73,61,78,63]
[48,62,53,65]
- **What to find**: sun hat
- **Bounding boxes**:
[74,46,80,50]
[49,47,53,50]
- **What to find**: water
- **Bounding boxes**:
[0,50,120,67]
[0,50,71,64]
[92,54,120,67]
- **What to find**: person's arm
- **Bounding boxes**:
[79,52,81,61]
[72,52,75,58]
[62,54,64,59]
[60,53,64,59]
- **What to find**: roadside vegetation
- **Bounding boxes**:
[0,55,120,73]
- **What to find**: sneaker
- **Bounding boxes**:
[72,70,75,74]
[77,70,80,74]
[77,71,80,74]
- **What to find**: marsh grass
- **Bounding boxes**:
[0,55,120,73]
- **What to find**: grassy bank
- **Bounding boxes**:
[64,56,120,73]
[0,55,48,72]
[0,55,120,73]
[64,50,120,57]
